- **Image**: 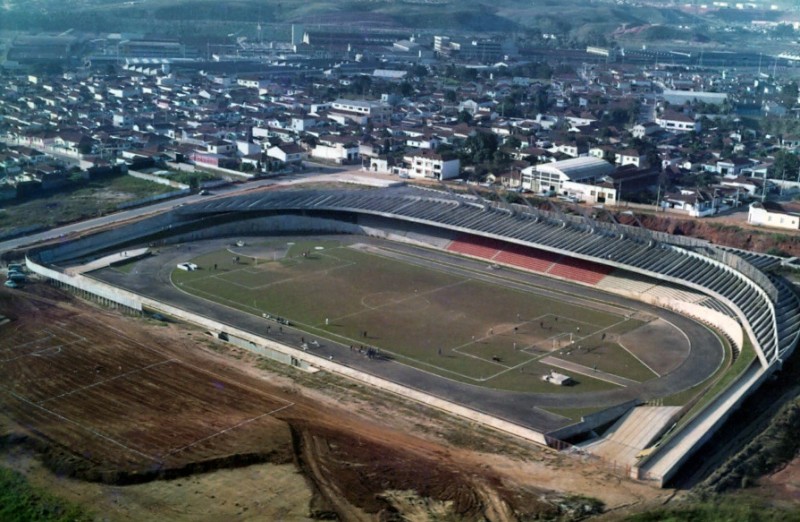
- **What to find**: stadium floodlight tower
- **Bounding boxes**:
[488,186,518,218]
[593,204,632,240]
[464,183,492,211]
[436,180,466,207]
[620,209,655,246]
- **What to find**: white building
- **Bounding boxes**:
[631,122,661,139]
[267,143,307,164]
[748,201,800,230]
[561,180,618,205]
[401,150,460,180]
[330,99,391,123]
[615,150,647,168]
[521,156,615,195]
[311,137,359,164]
[655,111,700,133]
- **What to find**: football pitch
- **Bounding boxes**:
[171,239,656,393]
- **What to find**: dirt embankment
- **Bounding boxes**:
[621,213,800,256]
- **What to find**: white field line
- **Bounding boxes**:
[99,322,294,406]
[165,403,295,457]
[2,334,55,351]
[5,389,160,463]
[38,359,178,405]
[2,336,85,363]
[329,279,469,325]
[617,340,662,378]
[207,255,357,291]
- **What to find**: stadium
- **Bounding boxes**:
[23,184,800,486]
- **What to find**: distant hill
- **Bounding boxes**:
[0,0,757,45]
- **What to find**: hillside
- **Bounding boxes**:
[0,0,710,40]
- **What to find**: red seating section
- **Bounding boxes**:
[447,235,504,260]
[446,234,613,286]
[494,243,560,273]
[548,256,614,285]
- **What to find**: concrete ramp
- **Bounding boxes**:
[579,406,681,468]
[65,248,150,275]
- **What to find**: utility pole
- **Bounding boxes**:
[781,166,786,197]
[655,182,662,212]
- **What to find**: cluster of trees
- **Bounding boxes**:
[770,151,800,180]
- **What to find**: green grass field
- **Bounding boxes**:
[172,239,652,393]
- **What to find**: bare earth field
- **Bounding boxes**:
[0,284,669,520]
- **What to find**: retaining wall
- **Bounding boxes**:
[116,189,191,211]
[635,362,772,486]
[26,259,143,311]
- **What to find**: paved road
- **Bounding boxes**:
[92,235,724,434]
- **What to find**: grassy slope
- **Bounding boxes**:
[624,495,799,522]
[0,466,92,522]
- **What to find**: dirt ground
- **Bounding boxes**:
[0,284,669,521]
[755,457,800,510]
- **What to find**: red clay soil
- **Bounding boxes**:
[0,285,583,520]
[619,213,800,256]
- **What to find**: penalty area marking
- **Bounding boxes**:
[164,402,295,457]
[37,359,178,405]
[4,389,161,463]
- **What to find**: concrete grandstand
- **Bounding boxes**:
[24,185,800,486]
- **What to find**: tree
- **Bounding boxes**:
[770,151,800,180]
[444,90,458,103]
[408,64,428,78]
[532,88,549,114]
[397,81,414,98]
[781,81,799,108]
[462,132,499,165]
[505,136,522,150]
[457,110,473,124]
[349,75,372,96]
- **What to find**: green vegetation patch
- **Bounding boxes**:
[0,175,175,233]
[0,466,92,522]
[625,495,799,522]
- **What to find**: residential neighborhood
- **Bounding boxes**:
[1,26,800,228]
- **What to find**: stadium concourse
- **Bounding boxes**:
[26,185,800,485]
